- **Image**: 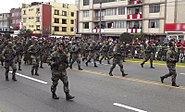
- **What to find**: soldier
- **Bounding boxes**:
[85,41,98,67]
[69,42,83,70]
[109,42,128,77]
[160,43,179,87]
[2,42,17,81]
[15,41,24,71]
[28,40,41,76]
[48,44,75,100]
[99,41,110,64]
[140,42,155,68]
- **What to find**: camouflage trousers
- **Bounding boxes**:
[109,59,124,74]
[70,53,81,69]
[4,61,17,78]
[162,63,177,83]
[51,70,69,94]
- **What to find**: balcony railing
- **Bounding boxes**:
[127,14,142,19]
[128,0,142,5]
[128,28,142,33]
[93,16,105,21]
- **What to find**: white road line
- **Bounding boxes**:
[180,73,185,75]
[113,103,147,112]
[9,71,48,85]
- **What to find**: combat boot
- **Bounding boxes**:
[94,63,98,67]
[5,75,9,81]
[65,92,75,100]
[160,76,164,83]
[78,67,83,70]
[35,71,39,76]
[85,61,88,66]
[52,93,59,100]
[12,75,17,81]
[31,69,34,75]
[109,72,113,76]
[172,82,179,87]
[107,60,110,64]
[140,63,144,68]
[122,73,128,77]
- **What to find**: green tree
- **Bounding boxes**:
[18,29,33,38]
[119,32,132,43]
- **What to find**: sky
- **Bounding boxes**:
[0,0,75,13]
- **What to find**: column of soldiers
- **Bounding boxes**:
[0,36,181,101]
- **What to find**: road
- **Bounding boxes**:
[0,60,185,112]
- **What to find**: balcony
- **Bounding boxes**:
[128,0,142,5]
[93,16,105,21]
[93,28,104,33]
[127,14,142,19]
[128,28,142,33]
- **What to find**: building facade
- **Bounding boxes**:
[0,13,10,32]
[78,0,185,39]
[49,1,77,36]
[9,8,22,31]
[22,2,52,37]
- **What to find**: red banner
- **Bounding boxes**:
[165,23,185,31]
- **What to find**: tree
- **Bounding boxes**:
[18,29,33,38]
[119,32,132,43]
[131,33,146,41]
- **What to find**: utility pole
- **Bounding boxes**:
[99,0,102,39]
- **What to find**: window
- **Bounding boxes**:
[118,7,125,15]
[114,21,126,28]
[23,10,26,15]
[62,27,67,32]
[71,20,74,24]
[62,19,67,24]
[93,0,116,4]
[54,18,59,23]
[70,27,74,32]
[83,22,89,29]
[36,17,40,22]
[54,26,59,31]
[106,8,117,16]
[36,25,40,30]
[62,11,67,16]
[29,8,34,11]
[83,0,89,6]
[36,8,40,13]
[149,20,160,28]
[71,12,74,17]
[149,4,160,13]
[54,10,59,15]
[107,22,113,28]
[83,11,89,17]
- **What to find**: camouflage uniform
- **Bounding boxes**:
[2,42,17,81]
[109,43,128,77]
[15,42,24,70]
[160,44,179,87]
[85,42,98,67]
[99,42,110,64]
[48,45,74,100]
[28,41,41,76]
[69,43,83,70]
[141,44,155,68]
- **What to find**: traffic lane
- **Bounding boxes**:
[77,60,185,86]
[68,68,185,112]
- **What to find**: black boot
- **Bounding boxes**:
[52,93,59,100]
[172,82,179,87]
[85,61,88,66]
[5,75,9,81]
[160,76,164,83]
[31,69,34,75]
[94,63,98,67]
[65,92,75,100]
[35,71,39,76]
[12,75,17,81]
[107,60,110,64]
[140,63,144,68]
[109,72,113,76]
[78,67,83,70]
[122,72,128,77]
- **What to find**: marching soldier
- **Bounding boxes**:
[15,41,24,71]
[2,42,17,81]
[99,41,110,64]
[48,44,75,100]
[28,40,41,76]
[160,43,179,87]
[109,41,128,77]
[69,42,83,70]
[140,42,155,68]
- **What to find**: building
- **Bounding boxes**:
[0,13,10,32]
[21,1,77,37]
[21,2,52,37]
[9,8,22,31]
[49,1,77,36]
[78,0,185,39]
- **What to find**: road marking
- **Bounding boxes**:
[9,71,48,85]
[180,73,185,75]
[113,103,147,112]
[74,69,185,90]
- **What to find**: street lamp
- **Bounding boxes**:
[99,0,102,39]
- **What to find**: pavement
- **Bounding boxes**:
[0,60,185,112]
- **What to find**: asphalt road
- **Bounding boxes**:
[0,60,185,112]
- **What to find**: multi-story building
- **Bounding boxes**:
[78,0,185,39]
[49,1,77,36]
[0,13,10,32]
[22,2,52,37]
[21,1,77,37]
[9,8,22,31]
